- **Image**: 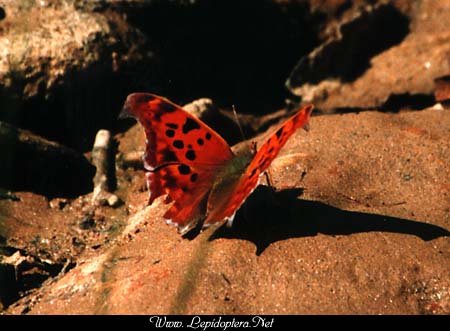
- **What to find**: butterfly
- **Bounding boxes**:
[121,93,313,234]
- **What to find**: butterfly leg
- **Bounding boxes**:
[262,167,286,210]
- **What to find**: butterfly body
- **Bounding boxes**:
[121,93,313,234]
[212,146,254,188]
[206,148,255,224]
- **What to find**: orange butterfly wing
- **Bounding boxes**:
[122,93,234,233]
[204,104,314,225]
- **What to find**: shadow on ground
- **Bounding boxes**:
[209,187,450,255]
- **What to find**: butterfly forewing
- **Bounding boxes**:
[122,93,234,168]
[122,93,235,232]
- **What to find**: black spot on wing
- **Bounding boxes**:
[276,128,283,139]
[166,123,178,129]
[185,150,196,161]
[182,118,201,134]
[190,173,198,182]
[197,138,204,146]
[249,168,257,178]
[160,102,177,113]
[205,132,212,140]
[153,112,162,121]
[163,150,178,162]
[178,164,191,175]
[268,146,274,154]
[165,129,175,138]
[257,157,265,166]
[173,140,184,149]
[261,157,273,170]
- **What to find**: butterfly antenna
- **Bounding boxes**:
[232,105,247,142]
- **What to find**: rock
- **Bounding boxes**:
[183,98,216,119]
[0,1,156,150]
[0,188,19,201]
[0,251,65,309]
[0,256,18,309]
[49,198,68,210]
[286,0,450,111]
[117,150,144,170]
[0,121,95,198]
[434,74,450,108]
[91,129,117,205]
[182,98,245,145]
[106,193,121,207]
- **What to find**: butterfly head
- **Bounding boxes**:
[231,138,256,160]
